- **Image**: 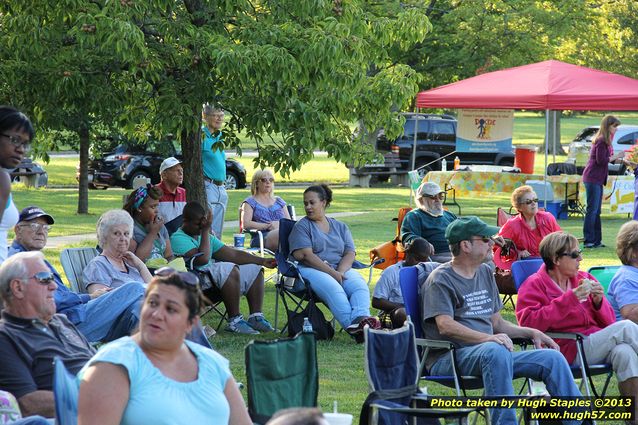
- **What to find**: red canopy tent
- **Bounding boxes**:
[416,60,638,110]
[413,59,638,201]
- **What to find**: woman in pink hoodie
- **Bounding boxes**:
[517,231,638,408]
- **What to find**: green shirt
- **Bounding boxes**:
[170,228,225,269]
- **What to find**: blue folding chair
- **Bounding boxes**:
[511,258,544,292]
[53,357,78,425]
[361,323,475,425]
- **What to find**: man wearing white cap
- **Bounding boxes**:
[156,157,186,235]
[400,182,457,262]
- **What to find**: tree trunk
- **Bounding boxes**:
[77,125,90,214]
[182,123,206,208]
[541,110,566,157]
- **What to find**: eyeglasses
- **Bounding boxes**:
[18,223,51,232]
[427,193,445,200]
[154,267,200,288]
[560,249,582,259]
[260,178,275,183]
[206,113,225,119]
[470,236,492,243]
[521,198,539,205]
[24,271,56,285]
[1,133,31,151]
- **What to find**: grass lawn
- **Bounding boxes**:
[9,185,629,423]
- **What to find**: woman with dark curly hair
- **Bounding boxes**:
[289,184,380,341]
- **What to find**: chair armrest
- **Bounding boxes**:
[546,332,585,340]
[416,338,455,350]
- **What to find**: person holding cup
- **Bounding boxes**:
[516,231,638,408]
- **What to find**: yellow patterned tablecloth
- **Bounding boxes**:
[423,171,626,208]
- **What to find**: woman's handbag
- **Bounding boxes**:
[287,299,334,340]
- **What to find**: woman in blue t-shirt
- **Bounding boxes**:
[78,269,252,425]
[0,106,33,263]
[240,169,290,251]
[289,184,380,342]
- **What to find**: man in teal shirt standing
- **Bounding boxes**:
[202,103,228,238]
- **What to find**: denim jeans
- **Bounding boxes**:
[297,265,371,328]
[583,182,603,245]
[430,342,582,425]
[77,282,145,343]
[205,181,228,238]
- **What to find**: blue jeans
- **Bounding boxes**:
[583,182,603,245]
[77,282,145,342]
[297,265,371,328]
[430,342,582,425]
[205,181,228,238]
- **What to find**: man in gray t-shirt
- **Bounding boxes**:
[421,216,582,425]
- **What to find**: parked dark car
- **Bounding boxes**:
[78,140,247,190]
[357,113,515,180]
[10,158,48,188]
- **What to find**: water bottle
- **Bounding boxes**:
[441,158,447,171]
[302,317,313,333]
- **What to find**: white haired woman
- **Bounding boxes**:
[82,209,153,294]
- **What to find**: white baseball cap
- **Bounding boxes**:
[159,157,182,174]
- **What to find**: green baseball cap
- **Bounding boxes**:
[445,216,499,244]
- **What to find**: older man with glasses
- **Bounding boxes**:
[8,206,144,343]
[400,182,457,262]
[0,251,96,418]
[202,103,228,238]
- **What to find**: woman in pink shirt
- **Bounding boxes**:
[517,231,638,410]
[493,185,561,270]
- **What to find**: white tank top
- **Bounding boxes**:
[0,194,19,263]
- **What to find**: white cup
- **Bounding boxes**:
[323,413,353,425]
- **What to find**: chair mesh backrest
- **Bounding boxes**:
[497,207,515,227]
[399,266,423,338]
[511,258,544,291]
[245,333,318,422]
[364,324,418,392]
[276,218,297,278]
[588,265,621,294]
[53,357,78,425]
[60,248,99,293]
[547,162,578,176]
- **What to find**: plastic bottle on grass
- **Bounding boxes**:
[303,317,313,333]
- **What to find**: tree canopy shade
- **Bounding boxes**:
[0,0,432,211]
[416,60,638,111]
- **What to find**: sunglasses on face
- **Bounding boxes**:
[521,198,539,205]
[560,249,582,259]
[154,267,199,287]
[25,271,56,285]
[427,193,445,200]
[260,178,275,183]
[1,133,31,151]
[18,223,51,232]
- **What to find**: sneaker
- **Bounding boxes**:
[346,316,381,343]
[593,243,606,248]
[225,316,260,335]
[247,314,275,332]
[584,243,595,248]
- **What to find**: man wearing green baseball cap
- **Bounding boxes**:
[420,216,583,425]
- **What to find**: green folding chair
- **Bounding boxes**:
[245,333,318,424]
[587,265,621,294]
